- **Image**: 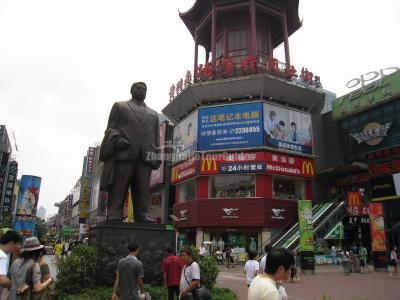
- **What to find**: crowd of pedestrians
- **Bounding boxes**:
[0,230,54,300]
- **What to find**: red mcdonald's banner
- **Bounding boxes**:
[369,203,387,252]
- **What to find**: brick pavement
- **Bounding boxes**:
[216,264,400,300]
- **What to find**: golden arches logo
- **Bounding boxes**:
[201,158,217,172]
[171,167,179,182]
[301,161,314,176]
[347,192,361,207]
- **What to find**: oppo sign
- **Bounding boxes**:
[346,67,399,89]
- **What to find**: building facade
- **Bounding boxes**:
[163,0,325,252]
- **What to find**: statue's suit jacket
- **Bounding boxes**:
[99,100,160,190]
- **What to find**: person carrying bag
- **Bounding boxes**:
[9,237,54,300]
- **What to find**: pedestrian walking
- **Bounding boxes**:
[8,237,54,300]
[342,250,351,275]
[62,240,69,258]
[160,248,183,300]
[199,243,207,258]
[215,250,224,266]
[53,239,62,263]
[179,248,200,300]
[0,230,22,300]
[244,252,259,287]
[259,245,272,272]
[290,250,299,282]
[389,245,398,278]
[359,244,369,274]
[112,242,146,300]
[331,245,338,265]
[248,248,294,300]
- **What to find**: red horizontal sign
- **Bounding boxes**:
[199,151,314,178]
[367,146,400,161]
[171,156,197,184]
[369,159,400,177]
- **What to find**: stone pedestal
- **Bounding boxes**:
[89,221,175,285]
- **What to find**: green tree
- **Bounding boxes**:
[34,217,47,240]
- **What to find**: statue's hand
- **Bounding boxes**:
[116,138,130,150]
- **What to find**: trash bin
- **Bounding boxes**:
[352,254,361,273]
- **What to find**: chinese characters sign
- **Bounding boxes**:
[79,176,91,223]
[198,102,263,151]
[264,103,313,154]
[298,200,314,252]
[150,123,166,186]
[369,203,387,252]
[2,160,18,215]
[346,191,369,216]
[85,147,97,176]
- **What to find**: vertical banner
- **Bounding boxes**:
[150,123,166,186]
[2,161,18,218]
[79,176,91,224]
[368,203,388,269]
[0,153,10,206]
[298,200,315,272]
[85,147,97,176]
[123,189,134,223]
[13,175,41,237]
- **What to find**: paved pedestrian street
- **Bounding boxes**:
[216,264,400,300]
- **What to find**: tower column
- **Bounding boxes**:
[194,29,199,77]
[266,19,273,57]
[282,8,291,67]
[250,0,257,56]
[211,3,217,62]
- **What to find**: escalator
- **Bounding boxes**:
[259,201,347,253]
[258,203,328,254]
[280,201,347,251]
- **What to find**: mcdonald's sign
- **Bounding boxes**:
[301,161,314,177]
[200,157,218,174]
[171,167,179,183]
[347,191,361,207]
[170,157,197,184]
[346,191,369,216]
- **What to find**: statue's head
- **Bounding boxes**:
[130,82,147,102]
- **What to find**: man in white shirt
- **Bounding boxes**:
[199,243,207,257]
[244,252,259,286]
[0,230,22,296]
[179,248,200,300]
[248,248,294,300]
[260,244,272,273]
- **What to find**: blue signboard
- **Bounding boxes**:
[198,102,264,151]
[219,162,265,174]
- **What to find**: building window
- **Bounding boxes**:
[179,179,196,202]
[257,31,267,54]
[227,29,248,61]
[272,175,305,200]
[209,175,255,198]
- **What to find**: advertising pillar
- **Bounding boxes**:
[13,175,41,237]
[368,203,388,271]
[298,200,315,273]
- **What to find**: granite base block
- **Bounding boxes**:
[89,221,175,285]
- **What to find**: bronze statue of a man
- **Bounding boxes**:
[99,82,161,222]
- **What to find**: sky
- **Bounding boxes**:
[1,0,399,216]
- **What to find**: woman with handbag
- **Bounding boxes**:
[8,237,54,300]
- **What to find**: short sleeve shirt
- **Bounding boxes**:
[248,275,281,300]
[9,259,41,300]
[0,249,10,296]
[179,262,200,293]
[116,256,144,300]
[244,260,260,285]
[160,255,183,287]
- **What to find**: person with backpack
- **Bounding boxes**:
[8,237,54,300]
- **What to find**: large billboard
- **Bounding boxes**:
[13,175,41,237]
[263,103,313,154]
[150,123,166,186]
[173,110,198,162]
[198,102,264,151]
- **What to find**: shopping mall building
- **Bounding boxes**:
[162,0,328,252]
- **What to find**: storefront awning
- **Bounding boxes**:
[324,222,344,240]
